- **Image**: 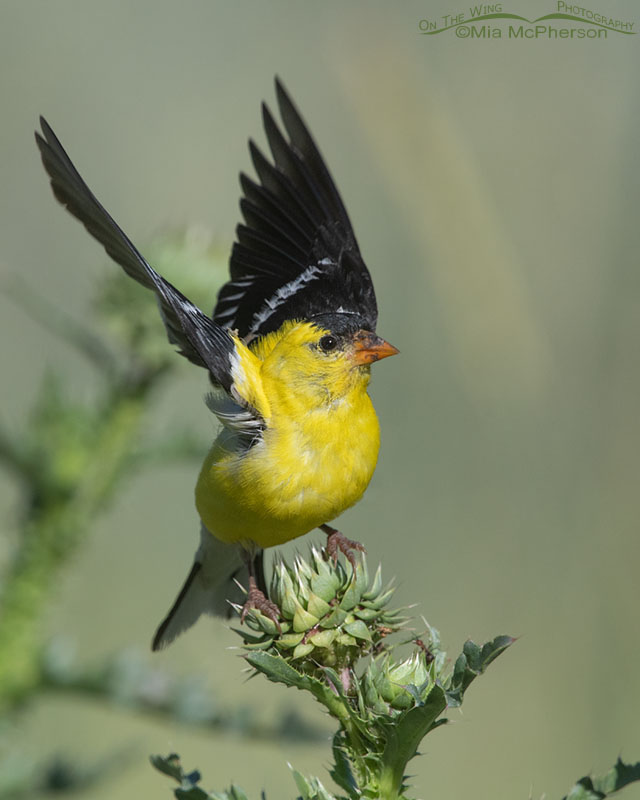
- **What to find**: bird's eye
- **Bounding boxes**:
[319,335,338,352]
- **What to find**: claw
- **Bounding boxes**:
[321,524,366,570]
[240,575,281,632]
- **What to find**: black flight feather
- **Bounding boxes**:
[213,77,378,339]
[36,79,378,363]
[35,117,236,391]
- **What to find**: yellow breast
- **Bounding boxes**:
[196,388,380,548]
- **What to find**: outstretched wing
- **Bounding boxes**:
[35,117,236,390]
[214,77,378,339]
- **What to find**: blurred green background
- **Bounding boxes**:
[1,0,639,797]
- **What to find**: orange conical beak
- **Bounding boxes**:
[352,331,400,365]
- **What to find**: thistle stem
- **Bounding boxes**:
[377,763,405,800]
[0,382,153,709]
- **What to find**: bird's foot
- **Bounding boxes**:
[240,576,281,632]
[321,524,366,570]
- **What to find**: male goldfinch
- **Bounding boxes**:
[36,78,398,650]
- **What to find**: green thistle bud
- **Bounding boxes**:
[236,547,407,677]
[370,651,432,710]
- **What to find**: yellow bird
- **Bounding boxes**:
[35,78,398,650]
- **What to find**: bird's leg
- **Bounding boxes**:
[321,524,366,570]
[240,550,281,632]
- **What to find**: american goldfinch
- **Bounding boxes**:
[36,78,398,650]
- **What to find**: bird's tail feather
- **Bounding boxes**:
[152,525,255,651]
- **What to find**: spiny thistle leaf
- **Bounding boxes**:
[329,733,359,799]
[593,758,640,794]
[445,634,515,707]
[151,754,251,800]
[151,754,208,799]
[151,753,187,783]
[376,685,447,795]
[385,685,448,750]
[245,651,311,690]
[245,651,347,719]
[561,758,640,799]
[290,768,339,800]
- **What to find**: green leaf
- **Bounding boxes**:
[150,753,184,783]
[479,635,514,668]
[291,767,312,797]
[289,765,340,800]
[246,652,346,718]
[446,635,514,707]
[152,754,254,800]
[563,778,606,800]
[387,684,447,754]
[593,757,640,794]
[313,779,340,800]
[329,732,359,800]
[561,758,640,799]
[378,686,447,797]
[151,754,210,799]
[245,651,309,690]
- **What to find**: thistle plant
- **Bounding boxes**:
[155,550,513,800]
[152,549,640,799]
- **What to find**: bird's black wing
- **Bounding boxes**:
[35,118,236,390]
[214,78,378,339]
